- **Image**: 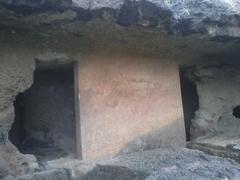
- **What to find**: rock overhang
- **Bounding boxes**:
[0,0,240,63]
[0,0,240,34]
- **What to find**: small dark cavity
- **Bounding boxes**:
[233,106,240,119]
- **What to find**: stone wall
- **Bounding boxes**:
[1,45,240,177]
[0,48,186,175]
[0,0,240,177]
[0,48,38,178]
[78,56,186,160]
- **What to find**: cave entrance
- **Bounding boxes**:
[179,68,199,141]
[9,62,80,162]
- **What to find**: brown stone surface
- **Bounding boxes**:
[77,56,186,160]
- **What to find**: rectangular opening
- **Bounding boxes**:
[9,62,80,162]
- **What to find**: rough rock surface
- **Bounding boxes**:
[0,0,240,38]
[184,62,240,162]
[0,0,240,41]
[187,62,240,139]
[0,50,73,177]
[0,0,240,178]
[0,50,38,178]
[45,148,240,180]
[0,44,228,177]
[3,169,70,180]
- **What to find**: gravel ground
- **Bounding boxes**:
[8,148,240,180]
[84,148,240,180]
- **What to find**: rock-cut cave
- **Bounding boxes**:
[2,0,240,179]
[9,63,77,162]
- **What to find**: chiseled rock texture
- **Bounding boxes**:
[3,148,240,180]
[91,148,240,180]
[187,62,240,139]
[3,169,70,180]
[0,0,240,178]
[185,62,240,162]
[45,148,240,180]
[0,50,38,178]
[0,0,240,38]
[0,50,73,177]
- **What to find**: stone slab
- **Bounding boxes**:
[77,56,186,160]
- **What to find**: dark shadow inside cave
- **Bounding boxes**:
[179,68,199,141]
[233,106,240,119]
[9,63,76,161]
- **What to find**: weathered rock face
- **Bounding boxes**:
[0,0,240,62]
[46,148,240,180]
[184,61,240,162]
[0,0,240,178]
[188,62,240,140]
[0,50,75,176]
[177,57,240,164]
[0,0,240,38]
[4,169,70,180]
[0,50,38,178]
[93,148,240,180]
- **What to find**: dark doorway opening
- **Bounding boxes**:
[179,68,199,141]
[9,63,76,162]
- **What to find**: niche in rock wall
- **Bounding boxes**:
[179,68,199,141]
[9,63,77,161]
[233,106,240,119]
